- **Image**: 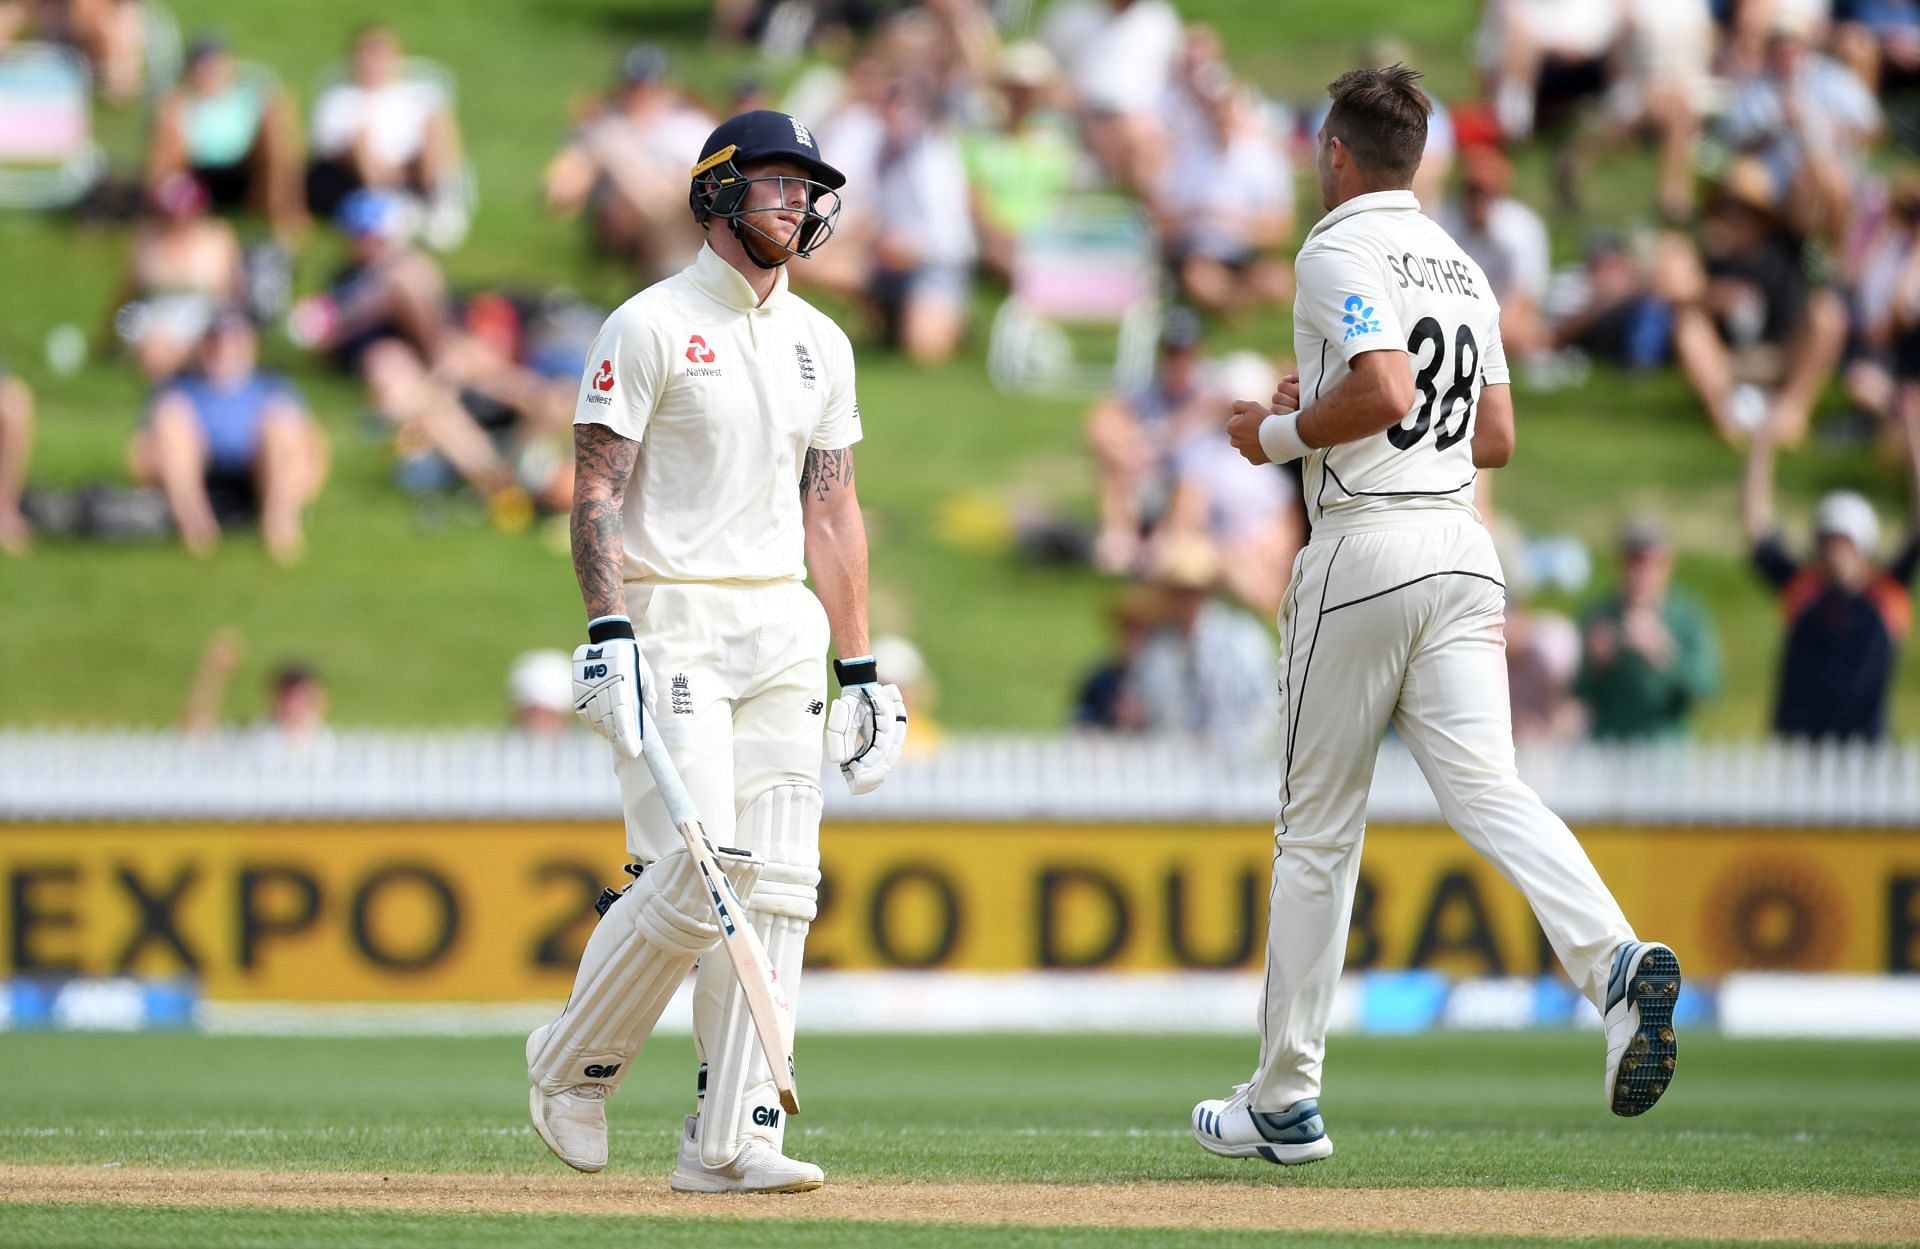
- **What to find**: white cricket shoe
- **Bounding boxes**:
[1191,1085,1333,1165]
[670,1114,824,1193]
[1603,940,1682,1117]
[525,1024,610,1173]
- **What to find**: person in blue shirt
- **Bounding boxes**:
[129,309,328,565]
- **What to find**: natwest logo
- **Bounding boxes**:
[685,335,717,364]
[592,359,615,392]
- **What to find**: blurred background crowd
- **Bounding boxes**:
[3,0,1920,752]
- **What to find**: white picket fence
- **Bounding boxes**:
[3,729,1919,825]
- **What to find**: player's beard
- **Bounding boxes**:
[739,211,804,265]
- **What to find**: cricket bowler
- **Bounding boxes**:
[1192,66,1681,1165]
[525,110,908,1192]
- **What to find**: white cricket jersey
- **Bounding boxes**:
[1293,189,1508,533]
[573,244,861,583]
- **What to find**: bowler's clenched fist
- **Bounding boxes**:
[1228,400,1274,466]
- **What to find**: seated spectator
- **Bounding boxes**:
[0,361,31,554]
[1476,0,1624,140]
[542,44,712,279]
[1863,177,1920,443]
[306,25,464,235]
[1574,520,1721,740]
[1042,0,1182,197]
[1085,307,1216,573]
[1131,537,1278,751]
[870,84,976,364]
[148,35,306,240]
[1156,77,1293,319]
[1548,230,1673,370]
[786,54,886,302]
[1506,599,1586,745]
[1718,13,1881,242]
[1842,176,1920,433]
[108,173,244,382]
[296,191,563,524]
[0,0,144,100]
[962,41,1078,282]
[1658,158,1847,443]
[1744,428,1920,741]
[1832,0,1920,93]
[1072,586,1160,731]
[1441,145,1550,359]
[1159,427,1302,618]
[508,649,574,736]
[872,1,998,109]
[1560,0,1714,222]
[128,310,328,565]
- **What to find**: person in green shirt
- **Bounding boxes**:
[1574,520,1721,739]
[960,41,1079,281]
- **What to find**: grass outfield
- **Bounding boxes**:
[4,1031,1917,1191]
[2,0,1917,734]
[4,1207,1886,1249]
[0,1032,1915,1248]
[0,1206,1889,1249]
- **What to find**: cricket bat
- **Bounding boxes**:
[637,706,800,1116]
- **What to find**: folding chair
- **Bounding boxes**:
[0,44,105,209]
[312,54,476,250]
[986,195,1160,398]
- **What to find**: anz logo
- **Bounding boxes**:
[1341,294,1381,341]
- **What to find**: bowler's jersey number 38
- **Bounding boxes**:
[1387,317,1479,452]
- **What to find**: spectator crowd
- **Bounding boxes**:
[2,0,1919,746]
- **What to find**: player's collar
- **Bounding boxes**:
[690,243,791,312]
[1306,189,1421,241]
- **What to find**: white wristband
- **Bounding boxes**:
[1258,411,1312,465]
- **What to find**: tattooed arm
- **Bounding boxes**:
[571,422,641,620]
[801,446,870,659]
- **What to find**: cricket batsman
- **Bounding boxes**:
[525,110,907,1192]
[1192,67,1681,1166]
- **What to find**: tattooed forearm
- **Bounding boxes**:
[799,447,854,503]
[571,423,640,620]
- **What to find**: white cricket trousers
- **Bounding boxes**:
[614,579,829,863]
[1250,519,1636,1112]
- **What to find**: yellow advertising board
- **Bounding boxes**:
[2,821,1916,999]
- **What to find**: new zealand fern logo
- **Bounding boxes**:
[1341,294,1379,341]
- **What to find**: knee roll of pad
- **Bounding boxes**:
[527,846,762,1097]
[745,861,819,922]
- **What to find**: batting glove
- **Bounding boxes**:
[826,655,908,795]
[573,615,651,759]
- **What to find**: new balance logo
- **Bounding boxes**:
[752,1105,782,1128]
[583,1063,622,1080]
[806,700,824,715]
